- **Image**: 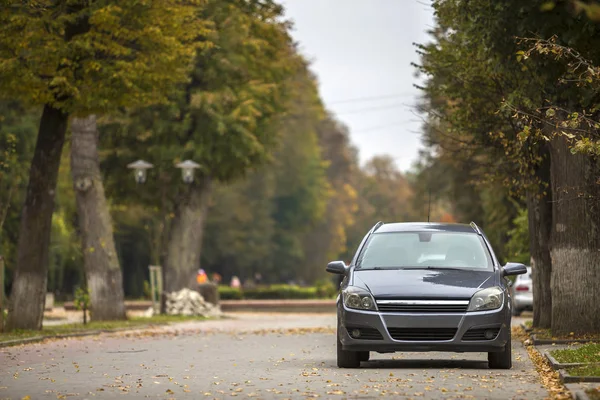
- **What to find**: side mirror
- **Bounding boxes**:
[326,261,348,275]
[502,262,527,277]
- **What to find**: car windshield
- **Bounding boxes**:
[356,231,493,270]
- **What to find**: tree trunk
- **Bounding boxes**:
[164,176,212,293]
[527,143,553,329]
[70,115,126,321]
[7,104,69,330]
[549,134,600,335]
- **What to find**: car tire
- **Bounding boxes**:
[488,333,512,369]
[512,307,521,316]
[358,351,370,362]
[337,334,361,368]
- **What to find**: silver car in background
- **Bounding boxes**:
[511,266,533,316]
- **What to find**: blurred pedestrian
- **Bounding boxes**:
[196,269,208,285]
[211,272,222,284]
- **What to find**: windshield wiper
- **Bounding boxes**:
[358,266,472,271]
[400,266,467,271]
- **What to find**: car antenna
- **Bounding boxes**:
[427,188,431,223]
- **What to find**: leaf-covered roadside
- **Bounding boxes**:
[0,315,208,343]
[513,327,571,400]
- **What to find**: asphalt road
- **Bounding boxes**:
[0,313,547,399]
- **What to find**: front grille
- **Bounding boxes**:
[346,327,383,340]
[462,327,500,341]
[387,328,457,341]
[376,299,469,313]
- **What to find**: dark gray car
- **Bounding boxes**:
[326,222,527,369]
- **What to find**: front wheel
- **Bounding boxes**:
[488,333,512,369]
[337,334,361,368]
[358,351,370,362]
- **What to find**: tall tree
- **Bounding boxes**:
[0,0,209,329]
[418,0,600,333]
[159,0,300,292]
[70,116,125,320]
[415,0,552,326]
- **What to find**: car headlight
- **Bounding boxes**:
[342,286,377,311]
[467,286,504,312]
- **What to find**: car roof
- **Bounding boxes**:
[374,222,479,234]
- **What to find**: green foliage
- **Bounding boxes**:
[183,0,300,182]
[0,0,211,113]
[567,365,600,377]
[244,285,318,300]
[48,147,84,295]
[74,287,90,311]
[142,280,152,300]
[217,284,334,300]
[74,286,90,324]
[103,0,299,190]
[314,279,338,299]
[98,2,306,291]
[573,1,600,21]
[202,171,276,282]
[0,0,418,300]
[0,102,39,288]
[410,0,600,261]
[217,286,244,300]
[506,208,531,265]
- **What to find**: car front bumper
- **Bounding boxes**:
[338,303,510,353]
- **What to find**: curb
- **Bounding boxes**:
[559,369,600,384]
[63,300,152,311]
[529,338,599,400]
[520,323,533,333]
[574,390,591,400]
[545,352,595,369]
[531,333,598,345]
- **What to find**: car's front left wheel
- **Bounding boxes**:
[358,351,370,362]
[337,333,361,368]
[488,332,512,369]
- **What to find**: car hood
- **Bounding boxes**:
[353,268,496,299]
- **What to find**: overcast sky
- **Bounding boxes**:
[281,0,435,172]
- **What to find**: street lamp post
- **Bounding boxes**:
[126,158,201,315]
[175,160,202,184]
[126,160,154,184]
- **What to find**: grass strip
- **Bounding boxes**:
[533,328,600,342]
[551,343,600,364]
[567,365,600,377]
